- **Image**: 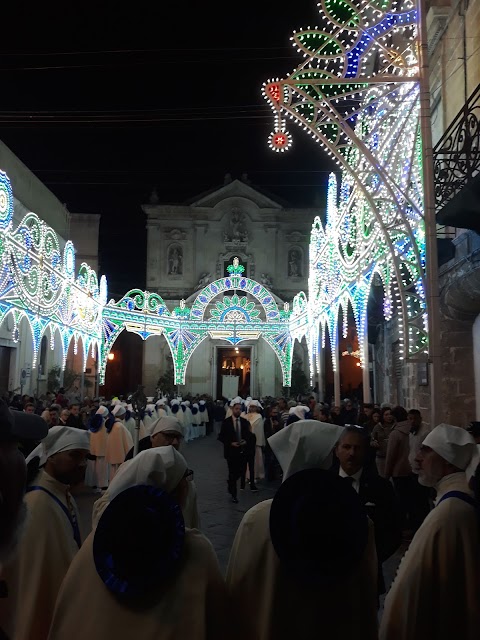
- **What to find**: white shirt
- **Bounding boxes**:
[339,467,363,493]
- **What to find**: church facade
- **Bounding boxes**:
[142,178,319,398]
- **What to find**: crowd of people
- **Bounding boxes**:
[0,389,479,639]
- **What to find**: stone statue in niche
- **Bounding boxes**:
[288,249,302,277]
[224,208,249,243]
[195,272,211,290]
[168,246,183,275]
[261,273,273,288]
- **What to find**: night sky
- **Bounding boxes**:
[1,1,333,297]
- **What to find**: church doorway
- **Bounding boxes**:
[216,346,251,400]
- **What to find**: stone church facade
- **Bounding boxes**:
[142,178,319,397]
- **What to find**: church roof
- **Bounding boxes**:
[184,178,290,209]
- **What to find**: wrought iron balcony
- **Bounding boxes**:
[434,83,480,231]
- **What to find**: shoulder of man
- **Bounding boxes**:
[360,470,395,500]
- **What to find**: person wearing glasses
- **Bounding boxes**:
[123,416,199,529]
[48,448,228,640]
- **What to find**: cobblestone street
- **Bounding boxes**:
[75,433,404,580]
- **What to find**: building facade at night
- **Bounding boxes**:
[142,177,318,397]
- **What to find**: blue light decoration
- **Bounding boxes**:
[262,0,428,388]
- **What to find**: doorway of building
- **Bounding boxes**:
[216,346,251,399]
[0,346,11,394]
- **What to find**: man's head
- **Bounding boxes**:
[0,401,48,564]
[308,397,316,411]
[318,408,330,422]
[344,399,353,412]
[150,417,184,451]
[232,404,242,418]
[60,409,70,424]
[69,403,80,416]
[49,404,60,425]
[392,406,408,423]
[23,403,35,414]
[336,426,368,476]
[277,398,287,411]
[31,426,90,486]
[363,403,374,418]
[415,423,476,487]
[45,448,89,485]
[270,405,279,420]
[407,409,422,432]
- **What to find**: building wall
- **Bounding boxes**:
[0,145,101,398]
[140,179,322,398]
[69,213,101,275]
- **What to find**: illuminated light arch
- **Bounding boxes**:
[263,0,428,392]
[99,257,294,388]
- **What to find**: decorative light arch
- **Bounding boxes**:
[101,257,295,387]
[262,0,428,401]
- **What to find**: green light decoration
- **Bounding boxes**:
[226,257,246,275]
[263,0,428,384]
[0,184,295,387]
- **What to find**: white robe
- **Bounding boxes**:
[3,471,81,640]
[86,424,109,488]
[247,413,265,481]
[185,408,194,440]
[380,472,480,640]
[105,421,134,480]
[48,529,229,640]
[226,499,378,640]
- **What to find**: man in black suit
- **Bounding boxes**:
[218,398,255,503]
[334,426,402,595]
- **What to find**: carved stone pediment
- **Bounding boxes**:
[286,231,307,243]
[166,228,187,241]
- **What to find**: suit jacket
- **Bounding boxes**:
[358,468,402,564]
[218,416,255,459]
[358,467,402,594]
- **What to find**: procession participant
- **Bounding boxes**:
[218,397,255,503]
[286,405,309,425]
[48,448,227,640]
[86,405,109,491]
[246,400,265,487]
[199,400,207,437]
[227,420,378,640]
[141,402,156,435]
[155,399,168,420]
[191,403,202,438]
[122,416,199,528]
[380,424,480,640]
[105,405,133,480]
[184,401,195,439]
[6,426,89,640]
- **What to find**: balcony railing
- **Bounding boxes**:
[433,84,480,212]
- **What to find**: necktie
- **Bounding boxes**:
[343,476,355,487]
[236,418,241,442]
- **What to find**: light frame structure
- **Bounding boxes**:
[262,0,429,403]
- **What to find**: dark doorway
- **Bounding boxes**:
[0,346,11,394]
[216,346,251,399]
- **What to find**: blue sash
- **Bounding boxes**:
[27,485,81,548]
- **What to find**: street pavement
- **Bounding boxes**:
[74,432,404,582]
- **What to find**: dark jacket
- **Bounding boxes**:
[358,466,402,593]
[124,436,152,461]
[218,416,255,459]
[66,414,85,430]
